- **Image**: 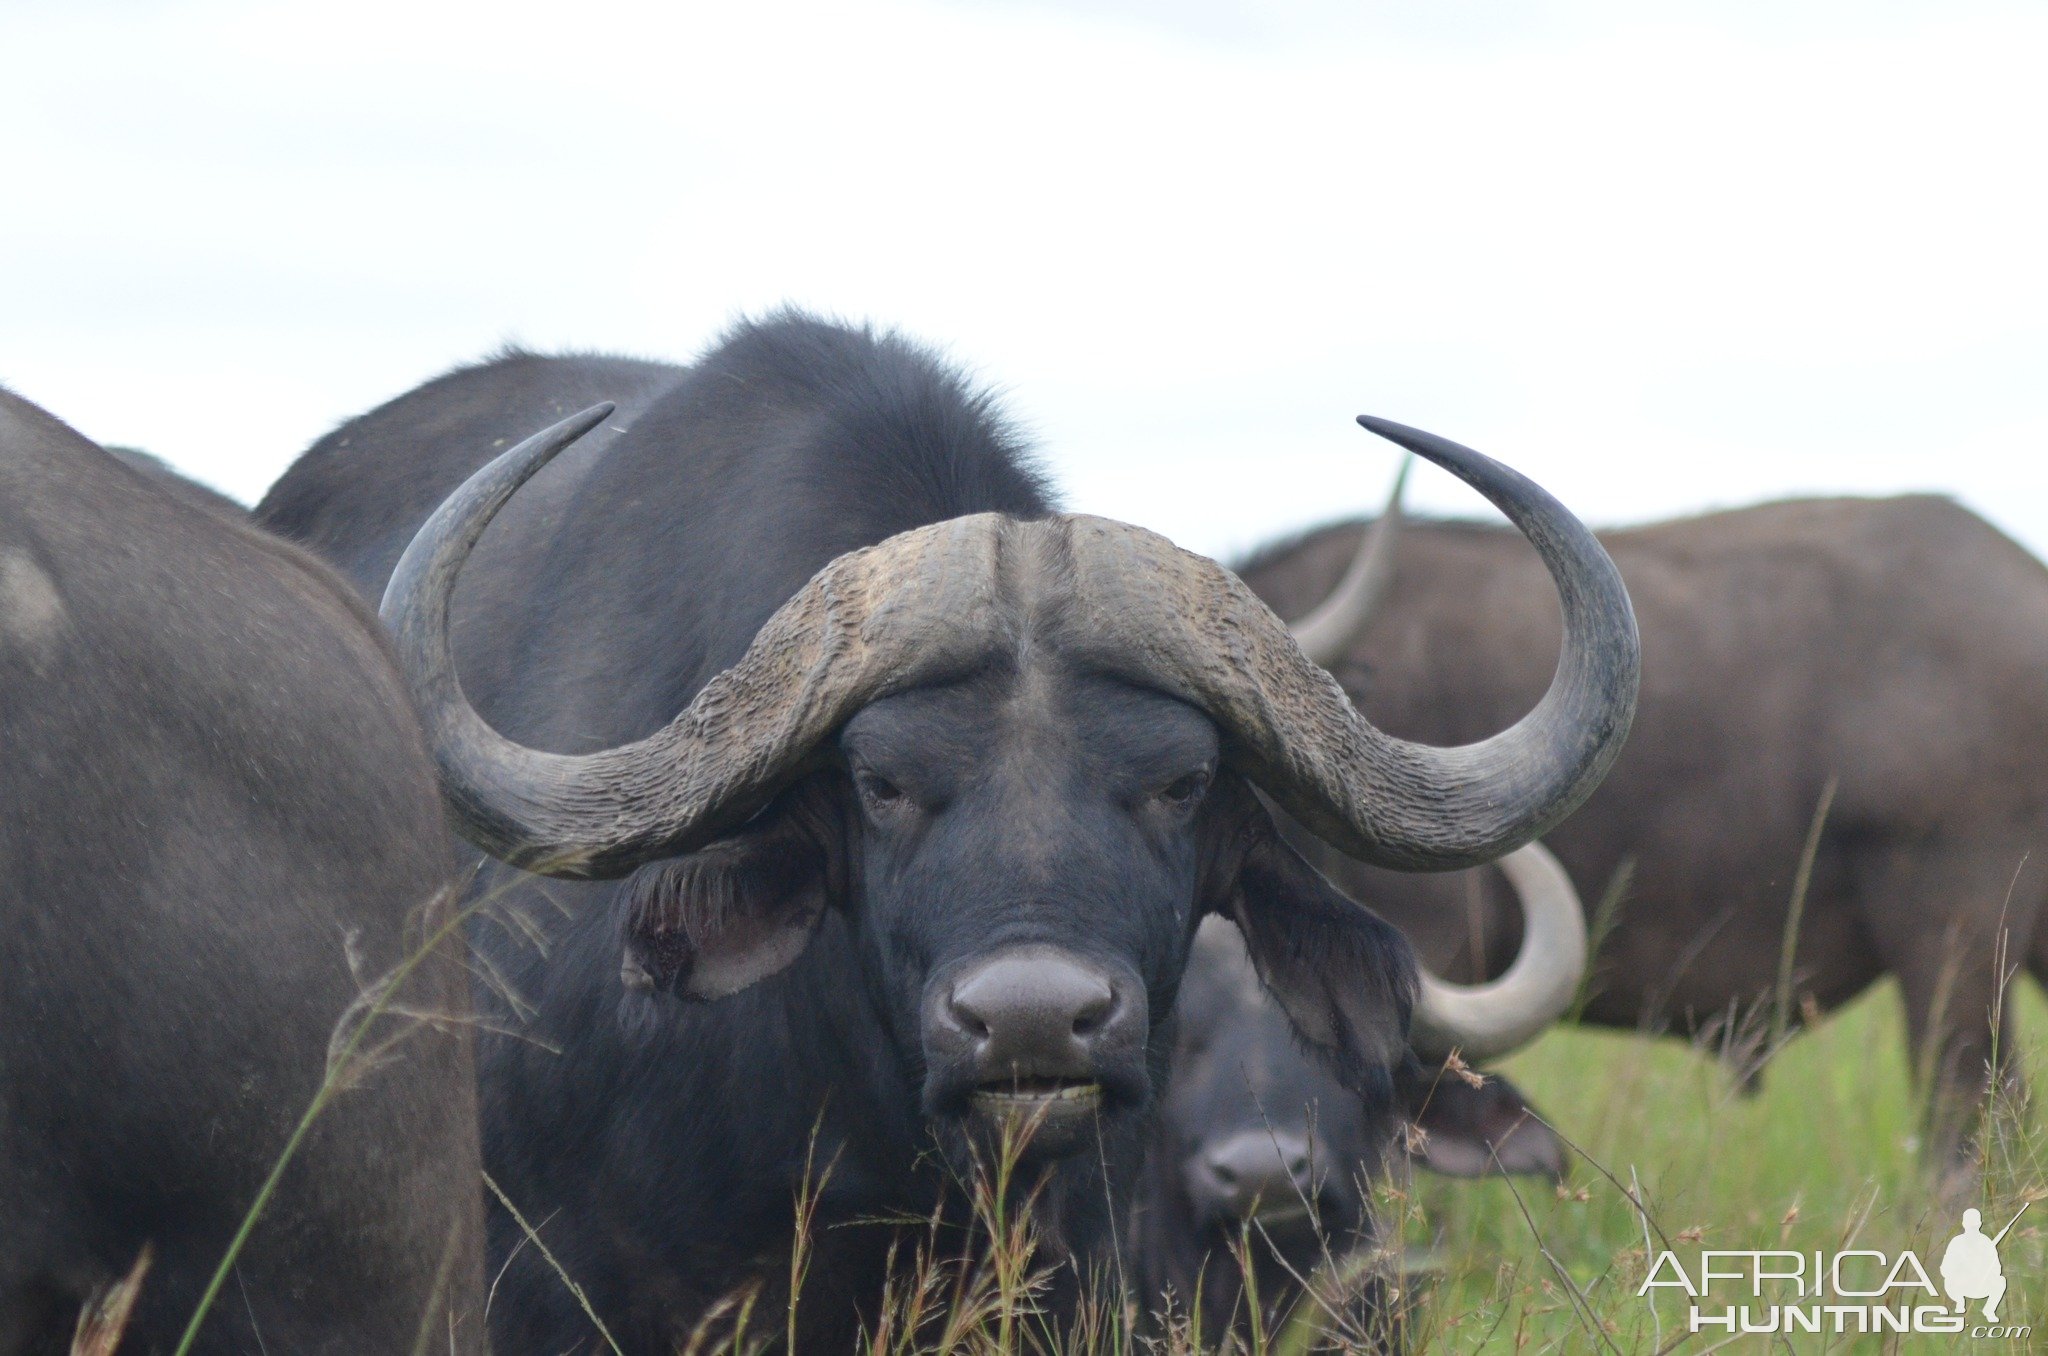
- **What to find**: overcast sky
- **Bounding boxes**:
[4,0,2043,562]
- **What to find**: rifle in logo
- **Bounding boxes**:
[1941,1203,2028,1323]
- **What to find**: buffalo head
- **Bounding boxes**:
[379,405,1637,1175]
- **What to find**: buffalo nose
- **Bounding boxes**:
[932,946,1134,1082]
[1192,1130,1316,1221]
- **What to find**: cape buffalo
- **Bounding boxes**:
[256,313,1638,1349]
[1138,848,1578,1344]
[1240,492,2048,1160]
[0,391,485,1353]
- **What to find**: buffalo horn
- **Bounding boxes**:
[1409,843,1587,1061]
[1287,456,1410,666]
[383,411,1637,880]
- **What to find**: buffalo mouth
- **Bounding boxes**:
[965,1078,1104,1153]
[1245,1194,1316,1228]
[1199,1192,1339,1253]
[1246,1197,1337,1250]
[969,1076,1103,1112]
[1195,1185,1322,1232]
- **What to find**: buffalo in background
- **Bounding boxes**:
[1242,487,2048,1162]
[0,391,485,1353]
[1139,847,1581,1344]
[256,314,1639,1351]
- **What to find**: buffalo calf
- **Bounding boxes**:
[1139,891,1569,1342]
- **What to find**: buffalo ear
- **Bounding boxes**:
[1205,779,1419,1111]
[620,780,844,1001]
[1402,1066,1567,1181]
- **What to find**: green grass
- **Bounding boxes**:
[1394,980,2047,1352]
[651,981,2047,1354]
[136,911,2046,1355]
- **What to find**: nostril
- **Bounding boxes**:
[1210,1160,1237,1186]
[944,987,991,1040]
[1288,1152,1311,1180]
[1070,988,1115,1039]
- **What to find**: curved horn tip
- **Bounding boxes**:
[1353,418,1563,524]
[379,400,620,626]
[563,401,619,436]
[511,402,619,458]
[1354,414,1489,476]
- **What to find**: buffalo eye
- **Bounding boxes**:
[1156,770,1212,809]
[855,770,907,817]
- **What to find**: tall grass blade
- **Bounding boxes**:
[1770,776,1837,1060]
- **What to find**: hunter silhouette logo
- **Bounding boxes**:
[1639,1202,2032,1338]
[1942,1205,2025,1323]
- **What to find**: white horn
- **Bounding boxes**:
[1409,842,1587,1062]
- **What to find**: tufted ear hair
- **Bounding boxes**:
[1199,775,1420,1115]
[619,777,847,1001]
